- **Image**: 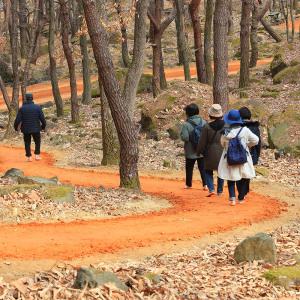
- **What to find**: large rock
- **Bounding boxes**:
[73,268,128,291]
[268,107,300,157]
[270,53,288,78]
[2,168,24,179]
[17,176,59,185]
[273,64,300,84]
[234,233,277,264]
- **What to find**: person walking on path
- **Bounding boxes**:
[197,104,225,197]
[218,110,259,205]
[180,103,207,189]
[14,93,46,162]
[239,106,261,197]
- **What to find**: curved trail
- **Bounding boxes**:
[0,146,283,261]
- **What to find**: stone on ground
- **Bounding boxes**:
[73,268,128,291]
[17,176,59,185]
[234,233,277,264]
[270,53,288,78]
[2,168,25,179]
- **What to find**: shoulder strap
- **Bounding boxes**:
[236,127,243,138]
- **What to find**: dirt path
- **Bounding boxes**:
[0,145,284,261]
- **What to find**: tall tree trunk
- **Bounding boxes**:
[189,0,207,83]
[100,82,119,166]
[21,0,40,102]
[48,0,64,117]
[59,0,79,123]
[280,0,290,41]
[115,0,130,68]
[204,0,214,85]
[175,0,191,80]
[18,0,28,58]
[250,3,258,67]
[228,0,233,35]
[82,0,150,188]
[160,49,168,89]
[260,18,282,42]
[294,0,298,9]
[213,0,229,111]
[239,0,252,89]
[290,0,295,41]
[78,1,92,104]
[5,0,19,138]
[148,0,176,97]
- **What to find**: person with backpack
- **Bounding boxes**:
[218,110,259,205]
[239,107,261,197]
[197,104,225,197]
[14,93,46,162]
[180,103,207,189]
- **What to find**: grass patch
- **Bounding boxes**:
[261,90,280,98]
[0,184,41,197]
[43,185,74,203]
[264,265,300,285]
[273,65,300,84]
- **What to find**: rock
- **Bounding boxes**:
[0,123,5,129]
[40,101,54,109]
[268,107,300,157]
[234,232,276,264]
[73,268,128,291]
[167,124,181,140]
[3,168,24,179]
[43,185,74,203]
[270,53,288,78]
[146,130,159,141]
[273,64,300,84]
[17,176,59,185]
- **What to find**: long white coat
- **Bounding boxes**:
[218,126,259,181]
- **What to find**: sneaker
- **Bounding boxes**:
[207,191,216,197]
[217,193,223,197]
[27,157,32,162]
[229,197,236,206]
[238,199,245,204]
[203,185,208,191]
[35,155,41,161]
[184,186,192,189]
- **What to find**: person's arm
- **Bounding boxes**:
[39,107,47,130]
[256,127,261,159]
[247,128,259,148]
[14,109,22,131]
[197,126,208,155]
[180,123,190,142]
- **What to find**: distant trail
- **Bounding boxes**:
[0,58,272,110]
[0,145,284,260]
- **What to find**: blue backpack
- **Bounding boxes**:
[226,128,248,166]
[189,119,205,150]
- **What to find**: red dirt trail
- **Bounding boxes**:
[0,146,284,261]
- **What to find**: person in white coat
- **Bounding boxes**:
[218,110,259,205]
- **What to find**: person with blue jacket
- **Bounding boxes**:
[14,93,46,162]
[180,103,207,189]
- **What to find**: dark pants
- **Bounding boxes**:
[205,170,224,194]
[228,179,249,201]
[23,132,41,157]
[185,158,206,187]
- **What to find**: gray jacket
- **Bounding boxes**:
[180,115,206,159]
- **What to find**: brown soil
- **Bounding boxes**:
[0,145,285,263]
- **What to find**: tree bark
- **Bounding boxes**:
[5,0,19,138]
[189,0,207,83]
[18,0,28,58]
[148,0,176,97]
[228,0,233,35]
[290,0,295,41]
[204,0,214,85]
[160,49,168,89]
[250,2,258,67]
[21,0,40,102]
[213,0,229,112]
[115,0,131,68]
[260,18,282,41]
[280,0,290,41]
[59,0,79,123]
[100,82,119,166]
[175,0,191,80]
[49,0,64,117]
[239,0,252,89]
[82,0,147,188]
[78,0,92,104]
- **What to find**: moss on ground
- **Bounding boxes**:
[0,184,41,196]
[261,90,280,98]
[273,65,300,84]
[43,185,74,203]
[264,265,300,285]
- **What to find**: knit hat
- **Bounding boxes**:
[208,104,223,118]
[224,109,243,125]
[25,93,33,102]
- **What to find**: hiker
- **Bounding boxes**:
[14,93,46,162]
[197,104,225,197]
[180,103,207,189]
[239,106,261,197]
[218,110,259,205]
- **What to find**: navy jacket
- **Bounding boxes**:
[242,121,261,165]
[14,101,46,134]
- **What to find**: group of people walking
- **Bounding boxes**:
[181,103,261,206]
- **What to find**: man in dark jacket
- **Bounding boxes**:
[14,93,46,161]
[239,106,261,196]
